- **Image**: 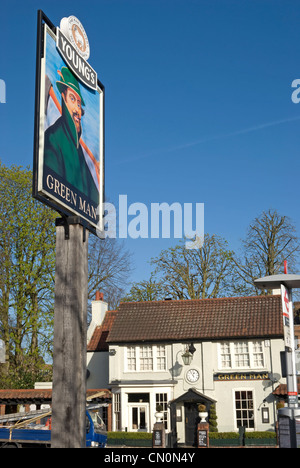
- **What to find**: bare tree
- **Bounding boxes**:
[151,234,235,299]
[232,209,300,295]
[122,275,165,302]
[88,235,133,310]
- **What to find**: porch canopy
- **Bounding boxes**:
[169,389,216,447]
[170,388,216,406]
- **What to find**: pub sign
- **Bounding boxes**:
[33,11,104,233]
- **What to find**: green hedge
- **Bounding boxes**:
[209,432,239,439]
[108,431,152,440]
[107,430,277,447]
[210,431,277,447]
[107,432,153,447]
[209,431,276,440]
[245,431,276,439]
[108,431,276,440]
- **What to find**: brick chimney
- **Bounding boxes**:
[95,291,104,301]
[87,291,108,343]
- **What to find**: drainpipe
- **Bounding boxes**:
[201,342,205,392]
[269,340,277,427]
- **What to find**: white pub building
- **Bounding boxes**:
[87,294,287,446]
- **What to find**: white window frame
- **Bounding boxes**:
[252,340,265,368]
[155,392,169,429]
[126,346,136,371]
[234,341,250,368]
[140,345,153,371]
[233,388,256,431]
[125,345,167,372]
[218,340,265,370]
[220,341,232,369]
[156,345,167,371]
[113,392,121,431]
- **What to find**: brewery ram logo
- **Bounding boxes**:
[60,16,90,59]
[56,16,97,90]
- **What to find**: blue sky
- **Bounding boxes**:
[1,0,300,286]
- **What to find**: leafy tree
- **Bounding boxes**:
[0,163,57,387]
[0,163,133,386]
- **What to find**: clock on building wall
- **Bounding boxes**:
[186,368,200,383]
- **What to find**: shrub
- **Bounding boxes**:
[108,431,152,440]
[209,432,239,439]
[245,431,276,439]
[198,404,206,412]
[209,403,218,432]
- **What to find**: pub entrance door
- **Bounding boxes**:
[184,402,199,446]
[128,404,149,432]
[169,389,215,448]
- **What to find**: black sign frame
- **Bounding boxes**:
[213,372,270,381]
[32,10,105,236]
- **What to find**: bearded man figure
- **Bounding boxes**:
[44,67,98,205]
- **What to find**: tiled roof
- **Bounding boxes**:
[0,389,52,403]
[107,295,283,343]
[87,310,118,352]
[0,389,111,404]
[273,378,300,396]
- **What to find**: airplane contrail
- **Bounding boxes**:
[173,115,300,150]
[116,115,300,165]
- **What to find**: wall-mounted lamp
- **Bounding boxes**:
[181,343,196,366]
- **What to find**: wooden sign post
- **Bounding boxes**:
[33,11,104,448]
[51,217,89,448]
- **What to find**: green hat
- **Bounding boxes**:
[56,67,85,106]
